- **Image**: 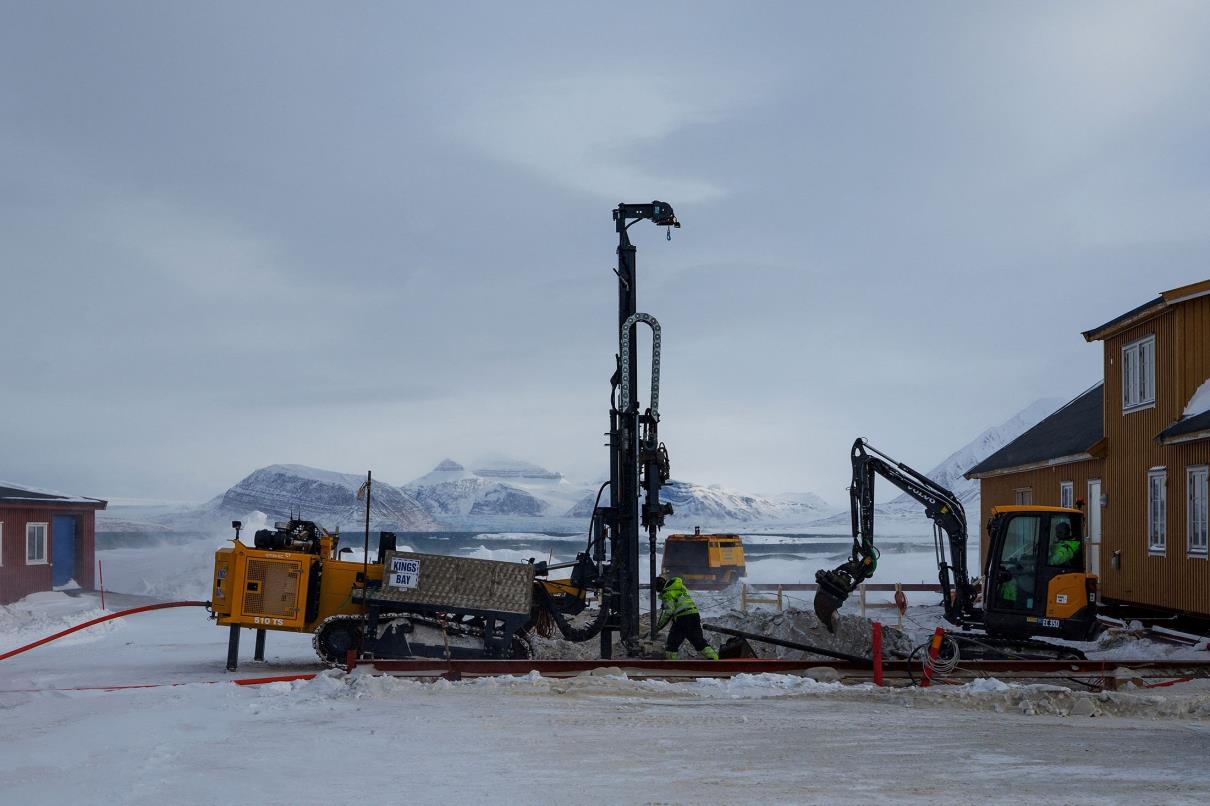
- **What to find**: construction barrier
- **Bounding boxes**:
[740,582,943,624]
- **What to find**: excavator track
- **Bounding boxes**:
[313,613,533,666]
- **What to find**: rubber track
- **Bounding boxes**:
[313,613,532,665]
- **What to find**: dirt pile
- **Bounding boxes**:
[705,608,914,660]
[530,607,913,661]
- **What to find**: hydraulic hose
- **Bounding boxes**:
[702,622,873,666]
[0,600,210,662]
[536,585,608,643]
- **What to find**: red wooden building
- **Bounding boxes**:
[0,482,107,605]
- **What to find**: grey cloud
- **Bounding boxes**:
[2,2,1209,501]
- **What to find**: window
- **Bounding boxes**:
[1122,335,1156,411]
[1148,469,1166,554]
[1014,488,1032,505]
[26,523,47,564]
[995,514,1042,611]
[1046,514,1082,569]
[1190,466,1209,556]
[1060,481,1074,509]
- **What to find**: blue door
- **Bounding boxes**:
[52,515,76,587]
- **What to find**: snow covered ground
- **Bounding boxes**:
[4,533,1208,804]
[2,592,1210,804]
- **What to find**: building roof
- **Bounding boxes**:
[1081,297,1166,342]
[0,481,107,508]
[1156,409,1210,445]
[1083,279,1210,342]
[964,383,1104,479]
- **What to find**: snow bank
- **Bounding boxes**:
[270,668,1210,721]
[0,591,117,653]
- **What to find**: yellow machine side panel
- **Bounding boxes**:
[212,547,234,616]
[309,559,385,630]
[1045,573,1092,619]
[540,578,584,598]
[706,539,745,571]
[215,545,313,631]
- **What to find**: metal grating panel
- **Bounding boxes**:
[244,558,302,618]
[374,551,534,614]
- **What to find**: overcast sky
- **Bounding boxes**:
[3,2,1209,504]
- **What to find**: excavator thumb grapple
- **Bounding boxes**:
[812,569,856,631]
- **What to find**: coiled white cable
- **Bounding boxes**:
[923,635,961,678]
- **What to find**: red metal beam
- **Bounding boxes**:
[361,656,1210,680]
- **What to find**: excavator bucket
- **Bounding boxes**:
[812,569,854,632]
[812,587,846,632]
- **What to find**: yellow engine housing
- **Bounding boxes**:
[212,539,384,632]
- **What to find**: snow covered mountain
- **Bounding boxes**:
[660,481,833,525]
[173,465,438,532]
[98,456,839,534]
[807,397,1065,529]
[400,459,593,527]
[564,480,834,527]
[881,397,1064,515]
[403,460,549,518]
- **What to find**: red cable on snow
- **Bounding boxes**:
[0,672,318,695]
[0,600,209,662]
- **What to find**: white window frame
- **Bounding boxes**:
[1060,481,1074,509]
[1013,488,1032,505]
[26,522,48,565]
[1148,469,1166,555]
[1122,335,1156,412]
[1189,465,1208,557]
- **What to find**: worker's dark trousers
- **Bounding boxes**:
[665,613,710,653]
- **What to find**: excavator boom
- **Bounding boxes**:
[813,439,978,630]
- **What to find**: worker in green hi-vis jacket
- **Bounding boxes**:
[654,576,719,661]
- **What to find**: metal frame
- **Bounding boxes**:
[596,201,679,658]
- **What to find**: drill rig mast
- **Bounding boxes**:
[596,201,679,657]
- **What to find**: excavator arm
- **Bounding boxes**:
[813,439,979,631]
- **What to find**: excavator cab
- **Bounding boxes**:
[982,506,1098,641]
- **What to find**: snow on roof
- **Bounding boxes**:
[1156,378,1210,444]
[1185,378,1210,418]
[0,480,107,506]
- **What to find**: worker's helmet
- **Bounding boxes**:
[653,576,667,594]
